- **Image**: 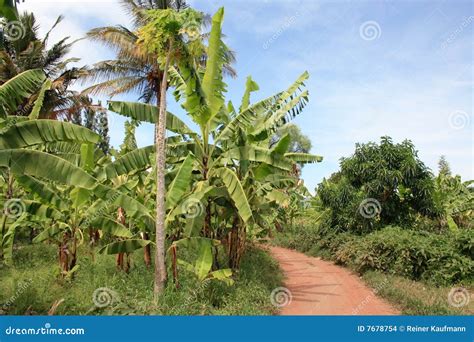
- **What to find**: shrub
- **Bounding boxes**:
[275,224,474,286]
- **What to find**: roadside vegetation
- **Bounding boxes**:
[274,139,473,315]
[0,1,472,317]
[0,1,314,315]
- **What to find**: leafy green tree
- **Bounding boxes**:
[317,137,436,233]
[107,13,321,273]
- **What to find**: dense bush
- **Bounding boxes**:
[316,137,438,234]
[275,224,474,286]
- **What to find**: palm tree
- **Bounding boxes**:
[0,12,91,119]
[82,0,235,103]
[84,1,235,296]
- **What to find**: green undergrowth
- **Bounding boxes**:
[0,243,283,315]
[274,223,473,315]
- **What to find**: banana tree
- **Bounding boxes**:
[433,173,474,230]
[0,121,154,271]
[106,7,323,272]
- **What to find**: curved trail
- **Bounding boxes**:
[268,246,399,315]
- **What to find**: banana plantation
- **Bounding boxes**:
[0,2,321,314]
[1,0,472,317]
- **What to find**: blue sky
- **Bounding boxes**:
[21,0,473,192]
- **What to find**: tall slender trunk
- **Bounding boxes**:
[154,42,173,297]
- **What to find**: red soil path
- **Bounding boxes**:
[268,245,400,315]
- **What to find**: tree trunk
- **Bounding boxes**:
[116,207,127,271]
[228,216,240,269]
[142,232,151,268]
[154,42,173,297]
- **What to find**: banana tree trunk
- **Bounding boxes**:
[116,207,129,272]
[228,216,240,269]
[142,232,151,268]
[154,42,173,297]
[58,230,77,276]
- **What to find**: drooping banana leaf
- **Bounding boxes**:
[99,145,154,180]
[88,217,132,238]
[0,120,100,149]
[166,153,194,209]
[212,168,252,223]
[107,101,195,135]
[33,224,62,243]
[16,175,66,210]
[0,149,97,189]
[98,239,151,254]
[220,146,292,171]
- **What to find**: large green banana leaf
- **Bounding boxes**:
[0,120,100,149]
[99,239,151,255]
[107,101,195,135]
[0,149,97,188]
[16,175,66,210]
[216,71,309,142]
[212,168,252,223]
[99,145,154,180]
[166,153,194,209]
[215,93,278,142]
[254,90,309,135]
[220,146,292,171]
[199,7,226,125]
[21,200,62,220]
[89,217,133,238]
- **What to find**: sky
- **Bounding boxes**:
[19,0,473,192]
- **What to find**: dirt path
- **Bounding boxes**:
[268,245,399,315]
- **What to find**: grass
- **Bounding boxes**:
[362,271,473,315]
[0,243,283,315]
